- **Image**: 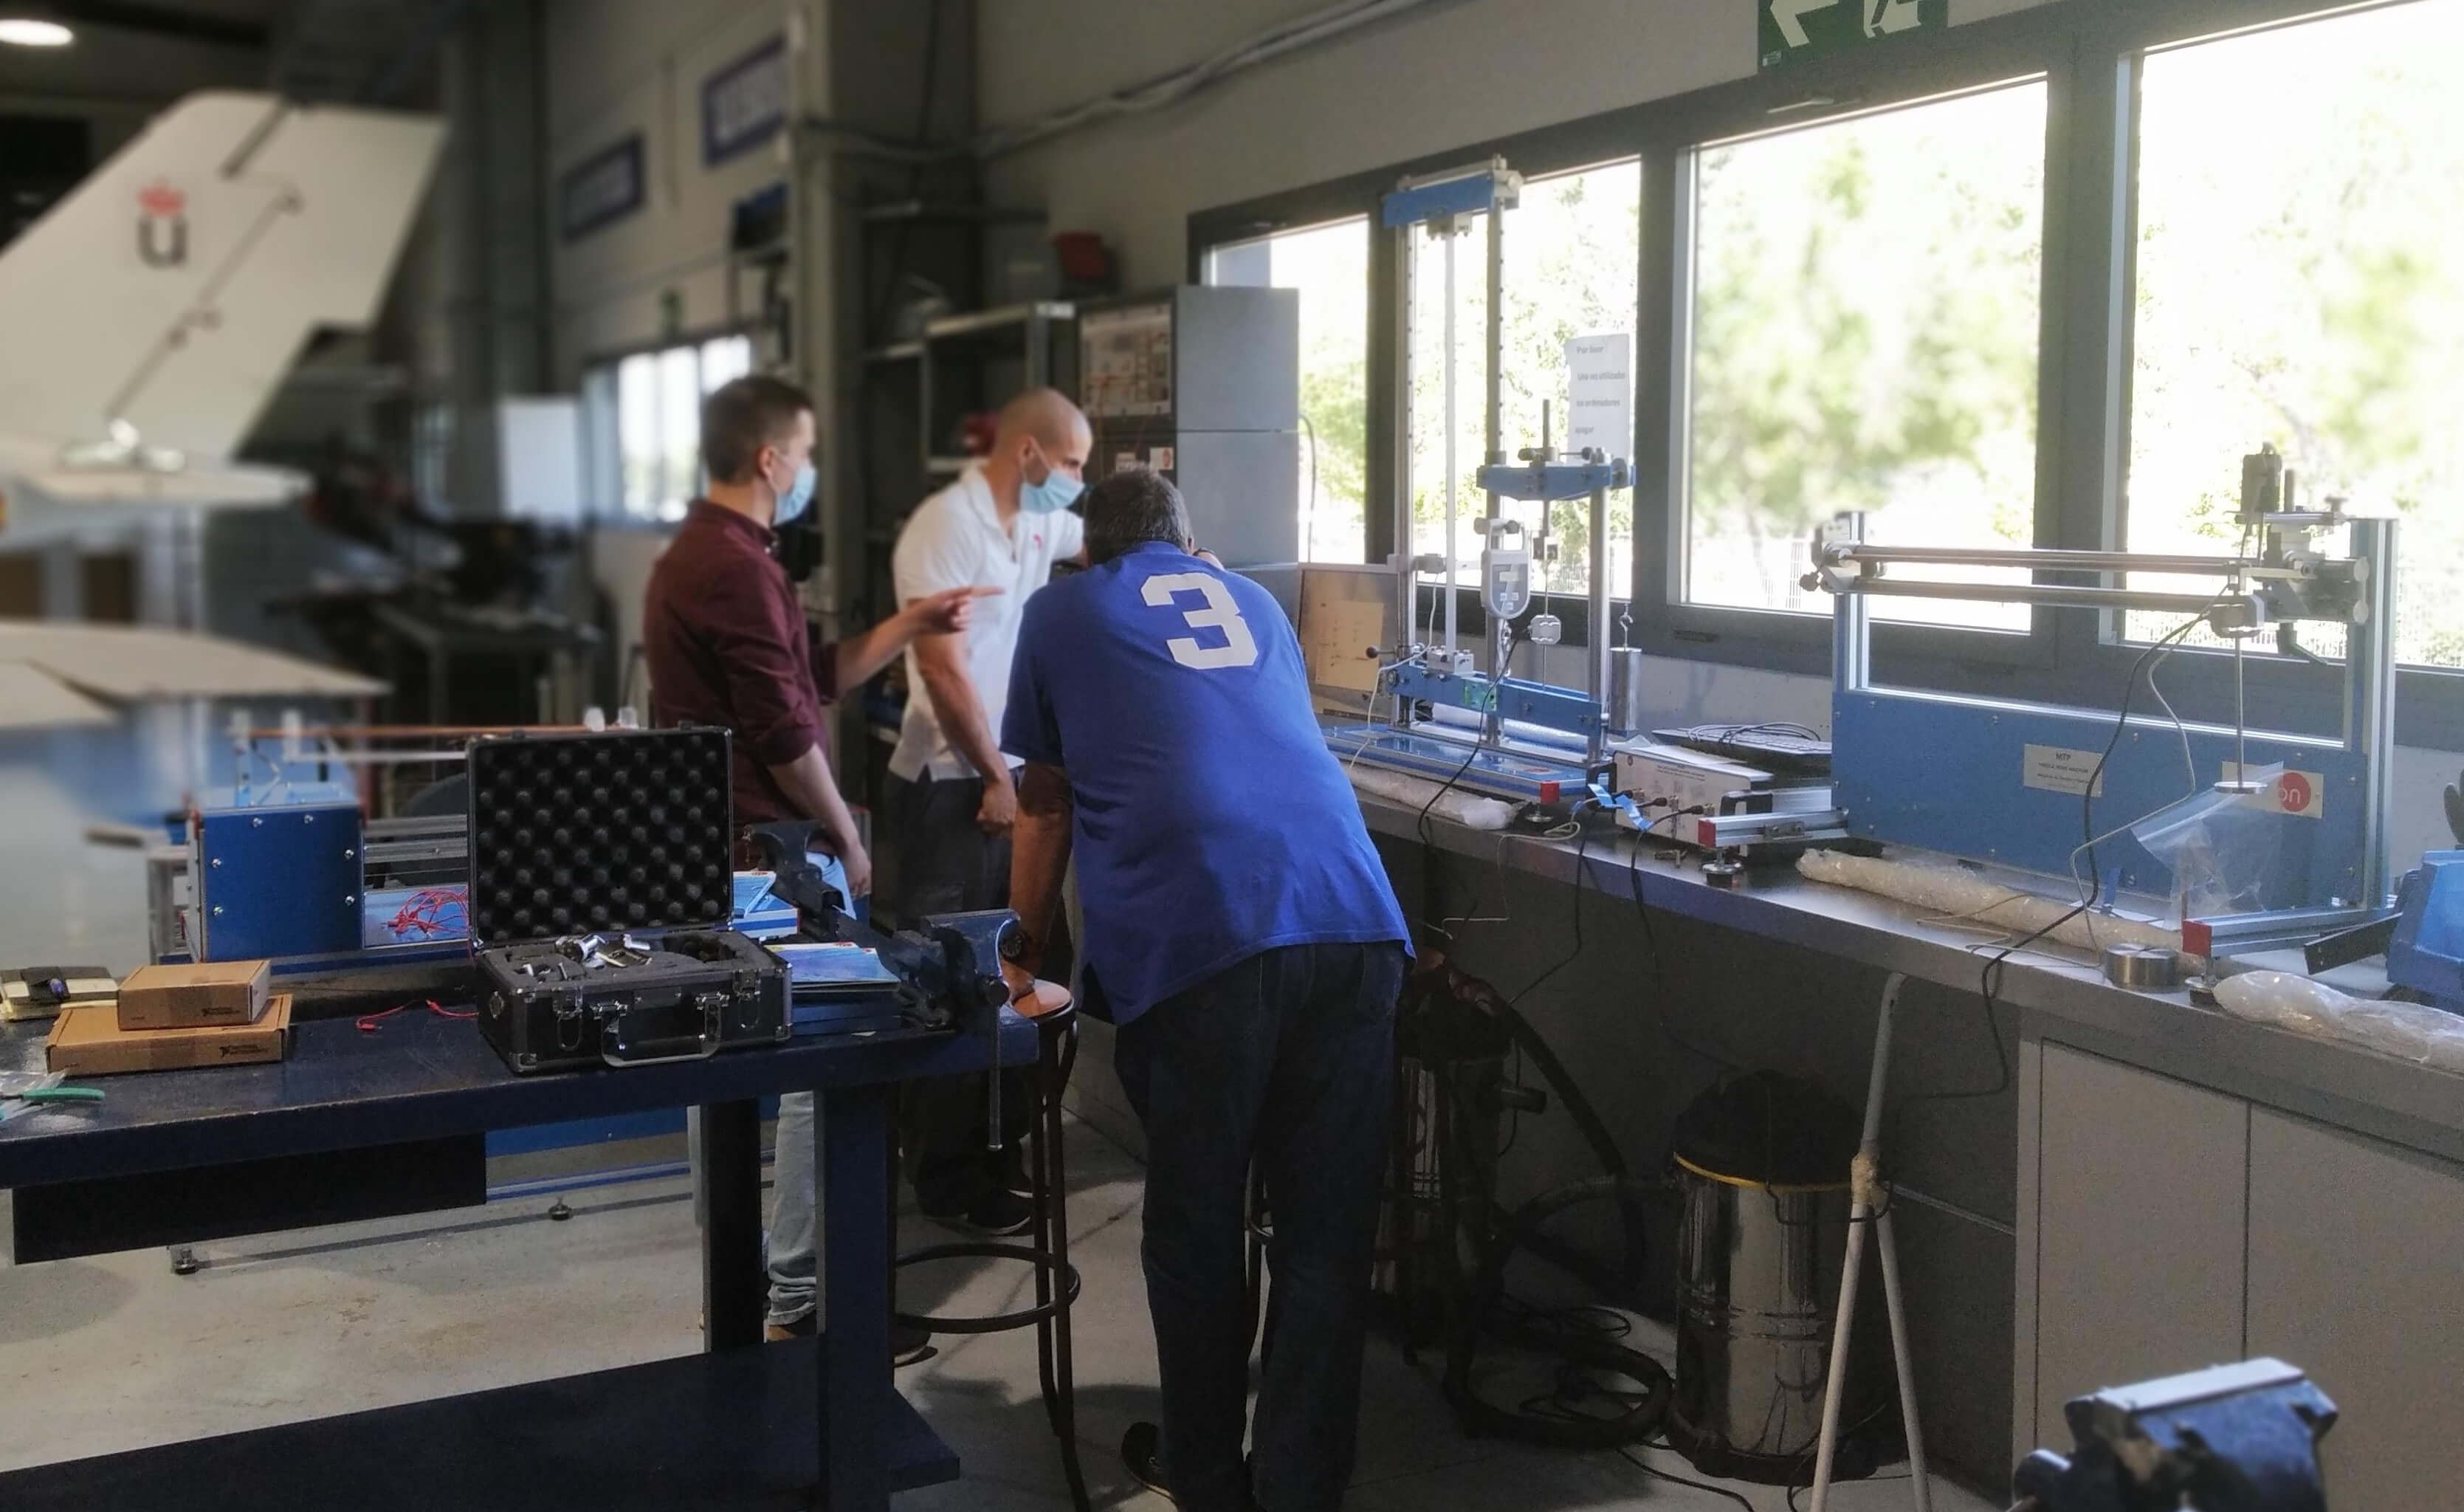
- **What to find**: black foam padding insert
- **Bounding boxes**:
[465,729,734,944]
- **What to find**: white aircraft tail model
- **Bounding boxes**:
[0,92,444,542]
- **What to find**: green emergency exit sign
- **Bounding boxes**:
[1759,0,1948,69]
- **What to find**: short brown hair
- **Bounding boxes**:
[701,375,813,485]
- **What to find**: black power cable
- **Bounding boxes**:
[1898,609,2215,1120]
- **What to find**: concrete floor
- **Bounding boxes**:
[0,1115,1992,1511]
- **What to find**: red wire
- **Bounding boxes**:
[356,997,479,1033]
[383,886,469,939]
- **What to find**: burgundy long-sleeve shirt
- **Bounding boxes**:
[642,500,839,828]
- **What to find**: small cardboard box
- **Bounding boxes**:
[50,993,292,1076]
[116,959,272,1031]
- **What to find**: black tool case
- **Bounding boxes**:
[466,727,788,1073]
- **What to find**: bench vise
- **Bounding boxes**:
[2013,1359,2334,1512]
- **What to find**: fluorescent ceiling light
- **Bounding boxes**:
[0,18,74,47]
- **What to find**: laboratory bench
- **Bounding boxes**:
[1353,787,2464,1509]
[0,994,1039,1511]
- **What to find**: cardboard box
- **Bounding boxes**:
[50,993,292,1076]
[116,959,272,1030]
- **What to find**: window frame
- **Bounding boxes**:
[1185,0,2464,749]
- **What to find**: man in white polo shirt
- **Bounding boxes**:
[887,385,1089,1231]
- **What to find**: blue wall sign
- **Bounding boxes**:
[560,134,644,242]
[704,36,789,166]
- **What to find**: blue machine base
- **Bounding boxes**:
[1833,689,2368,906]
[1321,720,1589,804]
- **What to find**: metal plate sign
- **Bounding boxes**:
[1759,0,1948,70]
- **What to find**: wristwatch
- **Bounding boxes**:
[999,926,1036,966]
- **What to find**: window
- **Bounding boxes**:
[599,334,755,523]
[1403,159,1642,598]
[1680,83,2047,630]
[1203,217,1371,563]
[2126,0,2464,668]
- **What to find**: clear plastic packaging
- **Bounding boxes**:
[2130,766,2291,920]
[2212,970,2464,1074]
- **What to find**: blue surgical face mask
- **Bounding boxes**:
[1018,450,1084,515]
[772,460,816,526]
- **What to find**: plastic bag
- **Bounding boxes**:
[2212,970,2464,1075]
[2130,766,2291,920]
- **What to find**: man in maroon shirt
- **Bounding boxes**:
[643,375,984,892]
[642,375,985,1348]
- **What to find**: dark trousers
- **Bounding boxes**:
[881,772,1030,1211]
[1116,941,1405,1512]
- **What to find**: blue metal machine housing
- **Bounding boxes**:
[2386,849,2464,1012]
[192,790,366,963]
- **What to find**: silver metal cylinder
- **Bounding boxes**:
[1667,1073,1886,1484]
[1606,647,1649,737]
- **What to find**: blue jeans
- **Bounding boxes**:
[765,851,852,1328]
[1115,941,1405,1512]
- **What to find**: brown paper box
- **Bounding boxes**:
[50,993,293,1076]
[116,959,272,1030]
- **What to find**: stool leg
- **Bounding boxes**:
[1038,1020,1091,1512]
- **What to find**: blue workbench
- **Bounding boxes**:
[0,1005,1039,1511]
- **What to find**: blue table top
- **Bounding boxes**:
[0,1004,1038,1189]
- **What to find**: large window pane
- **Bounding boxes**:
[657,346,701,522]
[2127,1,2464,668]
[1404,161,1642,602]
[1500,162,1639,599]
[1683,83,2046,629]
[1205,218,1370,563]
[616,352,659,520]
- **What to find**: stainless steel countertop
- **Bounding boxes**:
[1357,791,2464,1164]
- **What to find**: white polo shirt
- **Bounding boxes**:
[889,464,1085,782]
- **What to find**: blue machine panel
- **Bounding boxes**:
[194,800,366,961]
[1832,689,2367,907]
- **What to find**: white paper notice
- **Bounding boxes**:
[1565,333,1633,458]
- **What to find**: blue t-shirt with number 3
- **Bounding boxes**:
[1001,540,1410,1025]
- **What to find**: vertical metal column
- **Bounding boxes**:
[2347,518,2398,908]
[1391,216,1418,707]
[698,1099,764,1350]
[1831,512,1872,696]
[1589,485,1611,763]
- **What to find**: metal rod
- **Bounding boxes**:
[2234,625,2249,783]
[1820,543,2296,577]
[1484,185,1504,520]
[1832,579,2251,616]
[1442,227,1459,658]
[1588,485,1610,765]
[1876,1215,1934,1512]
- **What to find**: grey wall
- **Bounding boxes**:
[543,0,812,381]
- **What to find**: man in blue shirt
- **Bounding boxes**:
[1002,468,1409,1512]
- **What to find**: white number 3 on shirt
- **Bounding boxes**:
[1141,572,1259,670]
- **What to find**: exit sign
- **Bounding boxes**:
[1759,0,1948,70]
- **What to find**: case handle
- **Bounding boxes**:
[598,993,726,1068]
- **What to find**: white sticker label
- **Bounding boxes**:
[2221,763,2326,819]
[1150,445,1175,472]
[1565,333,1633,457]
[2023,744,2106,797]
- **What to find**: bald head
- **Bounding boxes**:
[994,388,1090,452]
[982,387,1091,516]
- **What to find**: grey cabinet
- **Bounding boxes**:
[2023,1044,2249,1451]
[2021,1039,2464,1504]
[2247,1109,2464,1509]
